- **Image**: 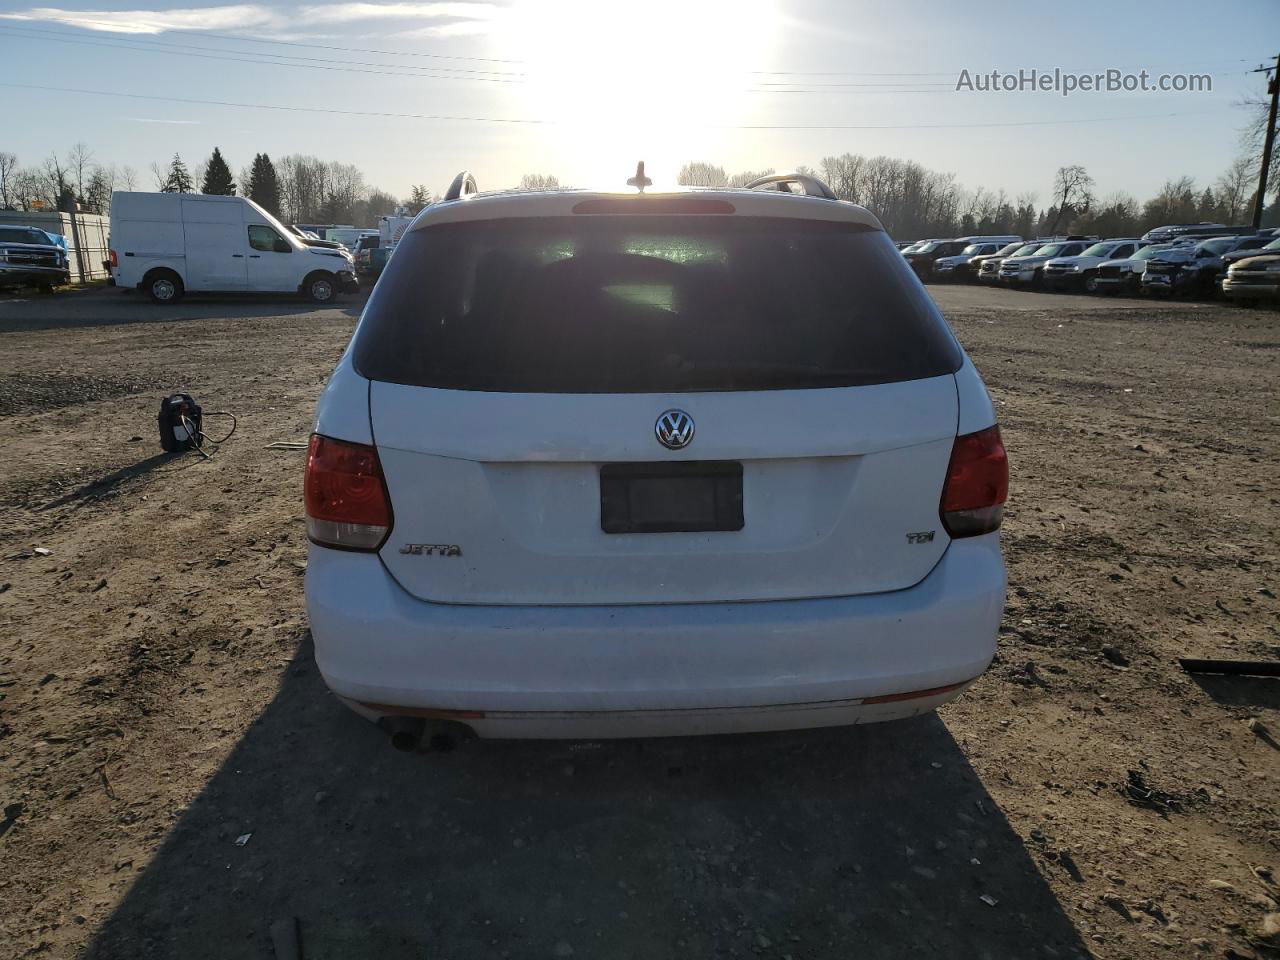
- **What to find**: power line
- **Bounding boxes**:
[0,81,1225,131]
[0,27,957,92]
[1,24,526,79]
[3,27,1256,96]
[2,13,1271,79]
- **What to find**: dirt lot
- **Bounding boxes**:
[1,283,1277,960]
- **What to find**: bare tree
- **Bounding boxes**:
[1141,176,1198,229]
[1239,86,1280,208]
[820,155,865,202]
[727,168,775,188]
[11,169,43,210]
[1074,191,1141,237]
[1216,154,1255,223]
[119,164,139,191]
[517,173,560,191]
[677,163,727,187]
[149,161,168,191]
[40,152,74,209]
[1046,165,1094,234]
[0,151,17,208]
[68,141,94,200]
[84,165,115,213]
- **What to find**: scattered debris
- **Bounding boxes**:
[1,800,24,837]
[33,547,52,556]
[1101,646,1130,667]
[1100,893,1133,921]
[1253,866,1279,899]
[1178,658,1280,678]
[95,761,116,800]
[978,894,998,908]
[1121,769,1201,816]
[1251,912,1280,951]
[1136,899,1168,924]
[234,832,253,846]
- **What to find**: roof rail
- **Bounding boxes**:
[444,171,479,202]
[745,173,839,201]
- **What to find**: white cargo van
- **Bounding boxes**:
[109,192,359,304]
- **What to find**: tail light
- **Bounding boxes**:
[940,425,1008,538]
[304,434,392,551]
[109,249,118,268]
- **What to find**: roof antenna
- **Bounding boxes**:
[626,161,652,193]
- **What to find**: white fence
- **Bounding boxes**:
[1,210,111,283]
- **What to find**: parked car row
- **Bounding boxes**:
[900,224,1280,304]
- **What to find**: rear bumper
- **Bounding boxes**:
[306,533,1005,738]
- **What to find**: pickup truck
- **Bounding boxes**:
[0,224,70,291]
[1141,235,1269,297]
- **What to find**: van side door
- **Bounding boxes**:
[245,224,299,292]
[181,198,248,290]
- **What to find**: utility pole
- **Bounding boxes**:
[1251,53,1280,229]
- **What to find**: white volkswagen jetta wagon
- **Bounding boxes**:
[305,171,1007,748]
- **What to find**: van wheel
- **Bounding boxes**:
[303,272,337,304]
[145,270,183,304]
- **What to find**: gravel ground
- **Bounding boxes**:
[0,284,1277,960]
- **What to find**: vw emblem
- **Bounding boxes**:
[655,409,695,450]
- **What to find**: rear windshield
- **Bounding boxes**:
[352,215,962,393]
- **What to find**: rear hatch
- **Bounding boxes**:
[353,209,964,606]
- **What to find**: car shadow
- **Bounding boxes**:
[1190,674,1280,713]
[84,634,1091,960]
[0,289,368,333]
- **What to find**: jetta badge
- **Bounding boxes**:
[655,409,695,450]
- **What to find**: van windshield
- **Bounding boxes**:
[353,216,962,393]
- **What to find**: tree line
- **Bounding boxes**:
[0,144,409,226]
[4,143,1276,238]
[675,154,1277,240]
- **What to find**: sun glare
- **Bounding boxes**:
[499,0,778,186]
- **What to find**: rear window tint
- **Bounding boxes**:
[353,215,962,393]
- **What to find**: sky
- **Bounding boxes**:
[1,0,1277,205]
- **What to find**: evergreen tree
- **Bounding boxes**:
[161,153,193,193]
[201,147,236,195]
[406,184,431,214]
[246,153,280,216]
